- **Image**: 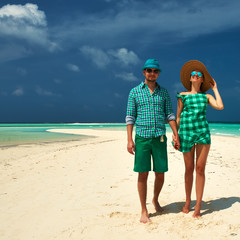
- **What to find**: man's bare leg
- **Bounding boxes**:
[182,146,195,213]
[138,172,151,223]
[152,172,164,212]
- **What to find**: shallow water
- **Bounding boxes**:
[0,123,239,147]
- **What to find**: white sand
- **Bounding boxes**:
[0,129,239,240]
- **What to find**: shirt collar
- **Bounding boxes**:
[141,81,161,90]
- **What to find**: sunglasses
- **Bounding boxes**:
[145,68,160,74]
[191,71,203,77]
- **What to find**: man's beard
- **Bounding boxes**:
[146,78,156,83]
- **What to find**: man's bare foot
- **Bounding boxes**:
[140,210,151,223]
[182,202,191,214]
[152,199,164,212]
[193,205,201,218]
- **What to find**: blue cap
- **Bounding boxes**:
[142,59,162,71]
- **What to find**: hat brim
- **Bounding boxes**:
[180,60,213,92]
[142,65,162,72]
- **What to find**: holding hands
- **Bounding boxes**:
[172,134,180,150]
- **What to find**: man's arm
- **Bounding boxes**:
[168,120,178,137]
[127,124,135,154]
[164,89,180,150]
[126,89,136,154]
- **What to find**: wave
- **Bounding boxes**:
[215,133,235,136]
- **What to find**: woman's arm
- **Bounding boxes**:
[207,79,224,110]
[176,97,184,130]
[172,96,183,150]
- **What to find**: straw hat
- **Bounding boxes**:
[180,60,213,92]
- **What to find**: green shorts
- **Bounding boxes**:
[134,134,168,173]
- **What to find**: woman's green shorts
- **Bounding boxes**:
[134,134,168,173]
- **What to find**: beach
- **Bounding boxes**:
[0,128,240,240]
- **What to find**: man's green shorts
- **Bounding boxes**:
[134,134,168,173]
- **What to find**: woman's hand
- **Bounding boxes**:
[210,78,217,90]
[207,78,224,110]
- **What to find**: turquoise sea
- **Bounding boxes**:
[0,123,239,147]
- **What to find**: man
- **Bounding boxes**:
[126,59,180,223]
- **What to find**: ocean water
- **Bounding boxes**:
[207,123,240,137]
[0,123,239,147]
[0,123,125,147]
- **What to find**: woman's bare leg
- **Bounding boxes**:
[193,144,210,218]
[182,145,195,213]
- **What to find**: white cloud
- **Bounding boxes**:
[0,4,57,50]
[0,4,46,25]
[80,45,139,69]
[12,87,24,96]
[36,86,59,97]
[80,46,110,69]
[115,72,138,82]
[108,48,140,66]
[55,0,240,46]
[67,64,80,72]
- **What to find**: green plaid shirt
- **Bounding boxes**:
[126,82,175,138]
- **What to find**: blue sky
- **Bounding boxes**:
[0,0,239,123]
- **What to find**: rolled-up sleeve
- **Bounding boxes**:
[126,90,137,125]
[166,112,176,122]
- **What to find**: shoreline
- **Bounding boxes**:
[0,127,239,149]
[0,123,239,148]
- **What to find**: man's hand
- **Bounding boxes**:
[127,140,135,155]
[172,134,180,150]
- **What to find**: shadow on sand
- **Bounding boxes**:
[200,196,240,216]
[149,196,240,218]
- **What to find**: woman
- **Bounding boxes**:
[174,60,224,218]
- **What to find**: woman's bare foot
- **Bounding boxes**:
[182,201,191,213]
[140,210,151,223]
[193,204,201,218]
[152,199,164,212]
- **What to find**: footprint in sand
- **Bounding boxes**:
[108,211,133,219]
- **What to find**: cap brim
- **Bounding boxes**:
[142,65,162,72]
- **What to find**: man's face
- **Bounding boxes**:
[143,68,160,82]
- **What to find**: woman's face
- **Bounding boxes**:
[190,70,204,83]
